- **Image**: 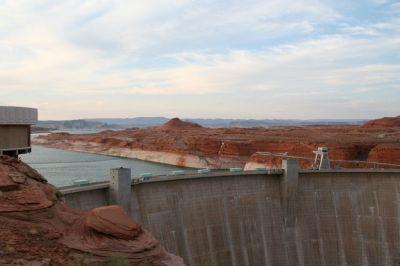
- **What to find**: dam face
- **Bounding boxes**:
[61,166,400,265]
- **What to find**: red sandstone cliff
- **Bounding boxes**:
[34,117,400,169]
[368,144,400,165]
[0,156,183,265]
[363,116,400,128]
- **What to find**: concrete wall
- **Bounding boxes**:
[60,182,109,211]
[0,125,30,149]
[0,106,38,125]
[0,106,37,155]
[295,170,400,266]
[61,169,400,266]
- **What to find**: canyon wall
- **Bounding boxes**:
[61,167,400,266]
[34,117,400,169]
[363,116,400,128]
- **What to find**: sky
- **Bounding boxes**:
[0,0,399,120]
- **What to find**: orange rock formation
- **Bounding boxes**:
[0,156,183,265]
[34,117,400,169]
[362,116,400,128]
[367,143,400,165]
[85,205,142,240]
[161,117,202,130]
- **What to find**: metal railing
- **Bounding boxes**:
[255,151,400,169]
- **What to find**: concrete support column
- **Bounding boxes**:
[110,168,132,213]
[281,159,304,265]
[130,186,142,223]
[281,159,299,227]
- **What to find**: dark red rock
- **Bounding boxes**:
[363,116,400,128]
[0,156,184,265]
[161,117,203,130]
[368,144,400,165]
[85,205,142,240]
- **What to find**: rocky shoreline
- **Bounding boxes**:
[33,117,400,170]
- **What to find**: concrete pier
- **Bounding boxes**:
[109,167,132,213]
[281,159,299,227]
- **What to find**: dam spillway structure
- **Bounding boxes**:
[0,106,38,157]
[60,161,400,266]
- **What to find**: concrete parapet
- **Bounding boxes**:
[60,181,109,211]
[110,168,132,213]
[133,169,283,184]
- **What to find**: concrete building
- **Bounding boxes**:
[0,106,38,157]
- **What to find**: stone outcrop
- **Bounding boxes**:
[363,115,400,128]
[0,156,52,212]
[34,117,400,169]
[0,155,184,265]
[85,205,142,240]
[161,118,202,130]
[368,143,400,165]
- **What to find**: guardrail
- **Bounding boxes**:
[255,151,400,169]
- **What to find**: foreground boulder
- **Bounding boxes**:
[85,205,142,240]
[0,155,184,265]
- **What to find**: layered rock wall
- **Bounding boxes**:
[0,156,183,265]
[34,117,400,169]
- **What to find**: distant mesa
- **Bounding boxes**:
[161,118,203,129]
[363,116,400,128]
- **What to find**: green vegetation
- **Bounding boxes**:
[54,190,63,202]
[68,252,93,266]
[69,255,85,266]
[107,256,129,266]
[201,257,214,266]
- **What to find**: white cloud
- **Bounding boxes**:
[0,0,339,93]
[0,0,398,119]
[114,36,400,95]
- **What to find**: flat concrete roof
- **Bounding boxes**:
[0,106,38,125]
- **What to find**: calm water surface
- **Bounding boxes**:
[21,145,190,187]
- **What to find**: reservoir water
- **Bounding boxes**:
[21,145,189,187]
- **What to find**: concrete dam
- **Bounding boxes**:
[60,161,400,265]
